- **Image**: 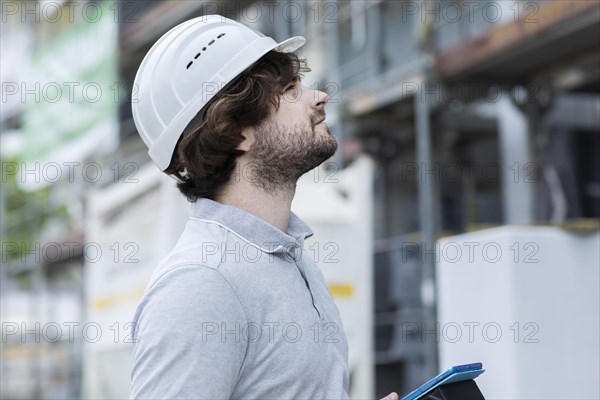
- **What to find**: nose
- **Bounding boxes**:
[312,88,329,110]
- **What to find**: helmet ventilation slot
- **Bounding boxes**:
[186,33,226,69]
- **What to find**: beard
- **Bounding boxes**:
[246,118,338,193]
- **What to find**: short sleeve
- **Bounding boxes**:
[130,265,248,399]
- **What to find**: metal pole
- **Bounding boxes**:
[415,0,439,376]
[415,77,439,378]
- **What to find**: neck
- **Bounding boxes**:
[215,159,296,232]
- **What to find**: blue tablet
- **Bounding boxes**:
[401,363,485,400]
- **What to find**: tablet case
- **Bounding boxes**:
[403,366,485,400]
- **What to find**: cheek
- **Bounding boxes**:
[275,111,304,128]
[277,103,296,120]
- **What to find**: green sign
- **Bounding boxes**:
[22,0,118,165]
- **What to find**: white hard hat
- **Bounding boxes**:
[132,15,306,171]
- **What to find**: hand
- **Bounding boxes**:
[380,392,399,400]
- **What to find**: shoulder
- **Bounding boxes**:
[133,264,248,331]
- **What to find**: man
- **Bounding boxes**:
[130,15,398,400]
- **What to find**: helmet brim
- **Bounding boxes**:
[274,36,306,53]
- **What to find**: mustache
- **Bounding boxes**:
[312,112,326,126]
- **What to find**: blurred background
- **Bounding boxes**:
[1,1,599,399]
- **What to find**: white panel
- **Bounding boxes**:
[436,226,600,400]
[83,164,189,399]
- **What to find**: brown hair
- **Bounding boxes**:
[164,51,309,201]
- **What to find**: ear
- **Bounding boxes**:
[236,127,256,152]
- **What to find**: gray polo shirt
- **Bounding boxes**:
[130,198,349,399]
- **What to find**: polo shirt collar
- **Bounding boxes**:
[190,198,314,254]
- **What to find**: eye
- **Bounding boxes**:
[285,83,297,92]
